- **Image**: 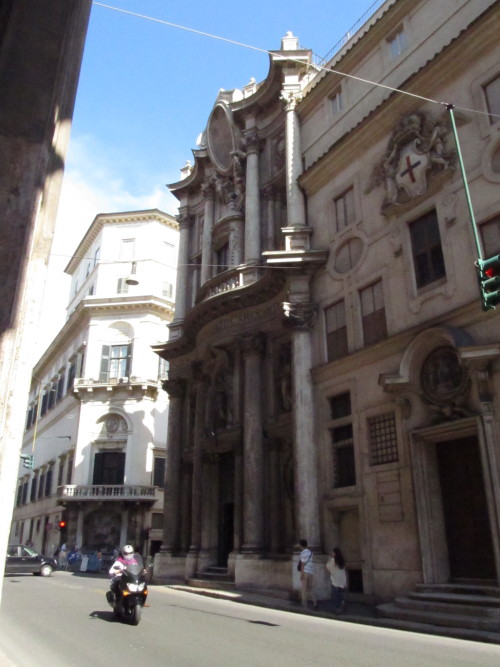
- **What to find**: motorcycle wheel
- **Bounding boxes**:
[130,603,142,626]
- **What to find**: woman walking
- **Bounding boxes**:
[326,547,347,613]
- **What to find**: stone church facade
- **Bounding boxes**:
[154,0,500,603]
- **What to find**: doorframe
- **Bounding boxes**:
[410,416,500,584]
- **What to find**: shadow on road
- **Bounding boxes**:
[89,610,117,623]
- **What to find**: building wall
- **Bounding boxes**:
[153,0,500,603]
[11,210,178,559]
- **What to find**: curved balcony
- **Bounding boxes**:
[57,484,157,503]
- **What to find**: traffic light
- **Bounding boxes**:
[477,255,500,310]
[20,454,34,470]
[58,520,67,531]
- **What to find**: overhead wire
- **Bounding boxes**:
[49,1,499,270]
[92,1,500,121]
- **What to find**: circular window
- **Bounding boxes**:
[334,237,364,274]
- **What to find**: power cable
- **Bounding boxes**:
[92,1,500,121]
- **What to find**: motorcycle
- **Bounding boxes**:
[106,562,148,625]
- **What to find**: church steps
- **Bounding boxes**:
[377,582,500,632]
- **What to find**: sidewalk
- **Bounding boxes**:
[164,583,500,645]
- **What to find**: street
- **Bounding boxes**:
[0,571,499,666]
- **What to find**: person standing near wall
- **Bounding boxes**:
[326,547,347,613]
[298,539,317,610]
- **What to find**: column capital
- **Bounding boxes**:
[244,130,261,154]
[176,212,191,230]
[201,179,215,199]
[280,89,303,112]
[161,378,186,398]
[283,302,317,331]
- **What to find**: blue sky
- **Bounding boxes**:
[42,0,383,349]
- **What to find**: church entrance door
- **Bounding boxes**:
[217,453,234,566]
[436,436,496,579]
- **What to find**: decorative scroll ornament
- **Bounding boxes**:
[366,111,456,210]
[161,378,186,398]
[282,302,317,330]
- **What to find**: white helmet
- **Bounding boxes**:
[122,544,134,558]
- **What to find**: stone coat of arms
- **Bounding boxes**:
[366,111,456,210]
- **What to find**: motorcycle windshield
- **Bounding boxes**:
[124,563,143,577]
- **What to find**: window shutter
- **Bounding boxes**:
[99,345,110,383]
[125,342,133,378]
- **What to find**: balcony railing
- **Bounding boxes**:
[58,484,157,502]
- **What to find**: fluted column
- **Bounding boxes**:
[173,208,191,322]
[160,378,185,553]
[283,302,321,549]
[241,333,265,552]
[201,180,215,284]
[244,131,261,265]
[190,366,208,553]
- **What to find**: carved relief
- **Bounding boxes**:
[366,111,457,210]
[420,346,470,421]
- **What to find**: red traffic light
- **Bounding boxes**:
[58,520,67,529]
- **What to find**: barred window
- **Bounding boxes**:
[368,412,398,465]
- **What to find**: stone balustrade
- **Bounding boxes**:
[58,484,157,502]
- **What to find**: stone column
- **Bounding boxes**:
[241,333,265,552]
[200,180,215,284]
[173,208,191,322]
[190,367,208,553]
[281,91,306,228]
[160,378,185,553]
[244,131,261,265]
[233,442,243,553]
[284,302,321,549]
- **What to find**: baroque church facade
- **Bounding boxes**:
[154,0,500,603]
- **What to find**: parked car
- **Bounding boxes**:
[5,544,57,576]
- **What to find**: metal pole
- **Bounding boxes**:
[446,104,483,261]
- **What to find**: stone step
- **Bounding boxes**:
[408,591,500,612]
[377,601,500,632]
[186,577,236,591]
[396,595,500,618]
[415,582,500,598]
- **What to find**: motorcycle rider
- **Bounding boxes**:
[108,544,143,601]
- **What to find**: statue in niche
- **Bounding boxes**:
[205,346,233,432]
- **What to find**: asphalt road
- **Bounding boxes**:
[1,571,499,666]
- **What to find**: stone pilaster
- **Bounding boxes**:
[160,378,185,553]
[172,209,191,322]
[241,333,266,552]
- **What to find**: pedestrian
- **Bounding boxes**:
[298,539,317,610]
[58,542,67,569]
[326,547,347,613]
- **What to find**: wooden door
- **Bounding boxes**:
[436,437,496,579]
